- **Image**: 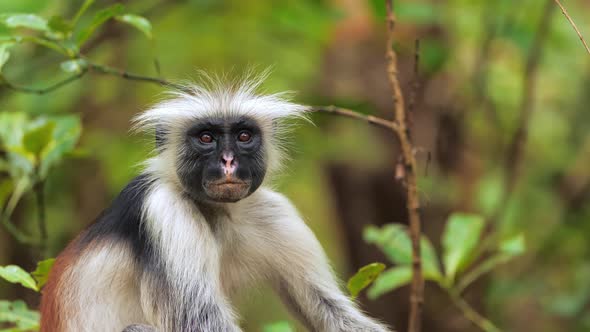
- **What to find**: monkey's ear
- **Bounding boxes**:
[155,124,167,151]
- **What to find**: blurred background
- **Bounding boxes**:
[0,0,589,331]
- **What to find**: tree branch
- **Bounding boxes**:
[553,0,590,55]
[384,2,424,332]
[2,69,88,95]
[310,106,398,132]
[86,62,187,91]
[1,59,398,134]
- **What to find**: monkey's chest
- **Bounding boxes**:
[217,223,268,296]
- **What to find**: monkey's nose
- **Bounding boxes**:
[221,152,237,176]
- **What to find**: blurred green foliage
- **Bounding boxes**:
[0,0,589,331]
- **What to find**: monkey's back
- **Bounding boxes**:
[40,175,155,332]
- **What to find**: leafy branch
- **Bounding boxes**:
[0,259,55,331]
[349,213,525,332]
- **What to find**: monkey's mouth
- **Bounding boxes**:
[204,179,251,202]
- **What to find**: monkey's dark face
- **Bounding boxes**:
[177,116,266,203]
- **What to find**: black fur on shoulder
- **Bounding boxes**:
[76,174,156,264]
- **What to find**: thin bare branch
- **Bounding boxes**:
[2,69,88,95]
[87,62,187,91]
[310,106,399,132]
[554,0,590,55]
[384,1,424,332]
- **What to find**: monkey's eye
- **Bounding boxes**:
[199,132,214,144]
[238,131,252,143]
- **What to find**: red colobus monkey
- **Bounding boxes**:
[40,75,392,332]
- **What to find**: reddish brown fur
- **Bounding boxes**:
[40,240,79,332]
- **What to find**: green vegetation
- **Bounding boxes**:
[0,0,589,331]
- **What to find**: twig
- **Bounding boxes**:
[384,2,424,332]
[449,292,502,332]
[0,61,190,94]
[554,0,590,55]
[2,70,88,95]
[87,62,187,91]
[310,106,399,132]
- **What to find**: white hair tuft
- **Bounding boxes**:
[133,72,309,180]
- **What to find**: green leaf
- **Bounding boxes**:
[0,42,14,72]
[60,59,87,74]
[23,121,56,157]
[116,14,152,39]
[0,300,40,330]
[442,213,485,281]
[0,113,35,178]
[31,258,55,289]
[367,266,412,300]
[499,233,525,256]
[0,14,49,31]
[0,266,38,291]
[347,262,385,298]
[76,4,125,46]
[47,15,73,39]
[263,321,294,332]
[39,115,82,179]
[364,224,442,280]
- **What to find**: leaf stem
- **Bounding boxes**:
[449,292,502,332]
[34,179,47,256]
[0,178,39,246]
[454,254,509,294]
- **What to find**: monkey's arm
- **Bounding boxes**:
[260,191,392,332]
[138,182,242,332]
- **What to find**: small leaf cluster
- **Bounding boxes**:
[347,213,525,299]
[0,1,152,77]
[0,112,81,244]
[0,259,55,332]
